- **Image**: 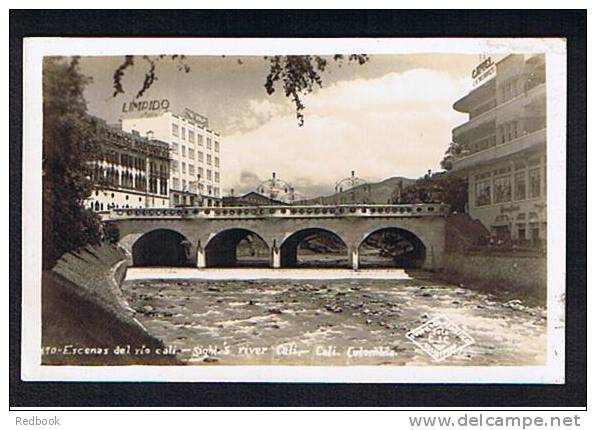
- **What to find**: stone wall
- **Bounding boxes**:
[42,243,179,365]
[443,252,547,301]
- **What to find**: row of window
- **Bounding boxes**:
[171,194,222,207]
[172,146,220,166]
[474,162,543,207]
[100,152,152,171]
[170,162,219,182]
[171,124,220,152]
[498,77,523,104]
[171,178,220,196]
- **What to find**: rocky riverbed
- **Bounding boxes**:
[122,273,547,366]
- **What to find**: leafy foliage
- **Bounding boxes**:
[263,54,369,126]
[396,171,468,213]
[440,140,463,171]
[112,55,191,99]
[111,54,369,126]
[43,57,103,269]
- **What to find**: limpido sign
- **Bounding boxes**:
[122,98,170,114]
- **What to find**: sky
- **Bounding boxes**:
[78,54,478,198]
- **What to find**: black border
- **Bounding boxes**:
[9,9,587,408]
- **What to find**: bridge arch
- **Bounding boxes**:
[279,227,349,268]
[357,227,427,269]
[204,228,270,268]
[132,228,193,267]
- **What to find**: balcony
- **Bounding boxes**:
[452,83,546,139]
[451,128,546,172]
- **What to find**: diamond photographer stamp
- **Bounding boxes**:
[406,315,475,362]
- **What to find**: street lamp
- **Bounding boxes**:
[256,172,296,204]
[334,170,370,204]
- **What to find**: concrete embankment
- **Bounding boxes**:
[442,252,547,304]
[42,243,181,365]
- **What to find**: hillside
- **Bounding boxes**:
[297,176,416,205]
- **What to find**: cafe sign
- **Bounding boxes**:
[122,99,170,113]
[472,57,496,88]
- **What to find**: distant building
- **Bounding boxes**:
[121,107,222,207]
[222,191,285,207]
[450,54,546,243]
[85,119,170,211]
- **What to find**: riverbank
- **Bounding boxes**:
[42,243,181,365]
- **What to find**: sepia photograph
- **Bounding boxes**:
[19,36,568,384]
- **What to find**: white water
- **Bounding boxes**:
[125,267,413,281]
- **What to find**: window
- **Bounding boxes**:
[188,148,194,159]
[174,194,180,204]
[182,179,186,190]
[215,157,219,167]
[172,124,179,136]
[214,171,220,183]
[207,154,212,165]
[197,151,204,162]
[189,164,195,175]
[170,160,178,173]
[171,143,178,154]
[475,179,491,207]
[493,175,511,204]
[214,141,220,152]
[181,146,186,157]
[182,162,186,174]
[529,167,541,198]
[188,130,195,143]
[207,138,212,149]
[181,127,186,140]
[514,171,526,200]
[214,187,219,197]
[197,134,204,146]
[517,224,526,240]
[198,167,204,177]
[173,178,180,189]
[207,169,212,180]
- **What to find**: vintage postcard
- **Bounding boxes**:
[21,37,566,383]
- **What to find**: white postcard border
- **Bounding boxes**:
[21,37,566,383]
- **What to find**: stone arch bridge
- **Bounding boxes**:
[104,203,448,270]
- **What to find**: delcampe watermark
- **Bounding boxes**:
[406,315,475,362]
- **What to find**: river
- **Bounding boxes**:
[122,270,547,366]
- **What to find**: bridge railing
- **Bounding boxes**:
[103,203,449,221]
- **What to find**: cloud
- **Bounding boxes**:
[221,69,470,198]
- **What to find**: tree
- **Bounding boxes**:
[440,140,463,171]
[398,171,468,213]
[43,57,103,269]
[111,54,369,126]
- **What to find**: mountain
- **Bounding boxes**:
[296,176,416,205]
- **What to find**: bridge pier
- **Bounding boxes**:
[196,242,206,269]
[351,247,359,271]
[271,241,281,269]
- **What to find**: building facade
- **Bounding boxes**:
[121,108,222,207]
[450,54,547,244]
[85,120,170,211]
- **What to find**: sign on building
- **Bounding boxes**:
[472,57,496,88]
[122,99,170,114]
[182,107,209,128]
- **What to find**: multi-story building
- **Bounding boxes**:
[85,119,170,211]
[121,107,222,207]
[450,54,547,244]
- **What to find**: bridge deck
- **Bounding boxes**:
[103,203,448,221]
